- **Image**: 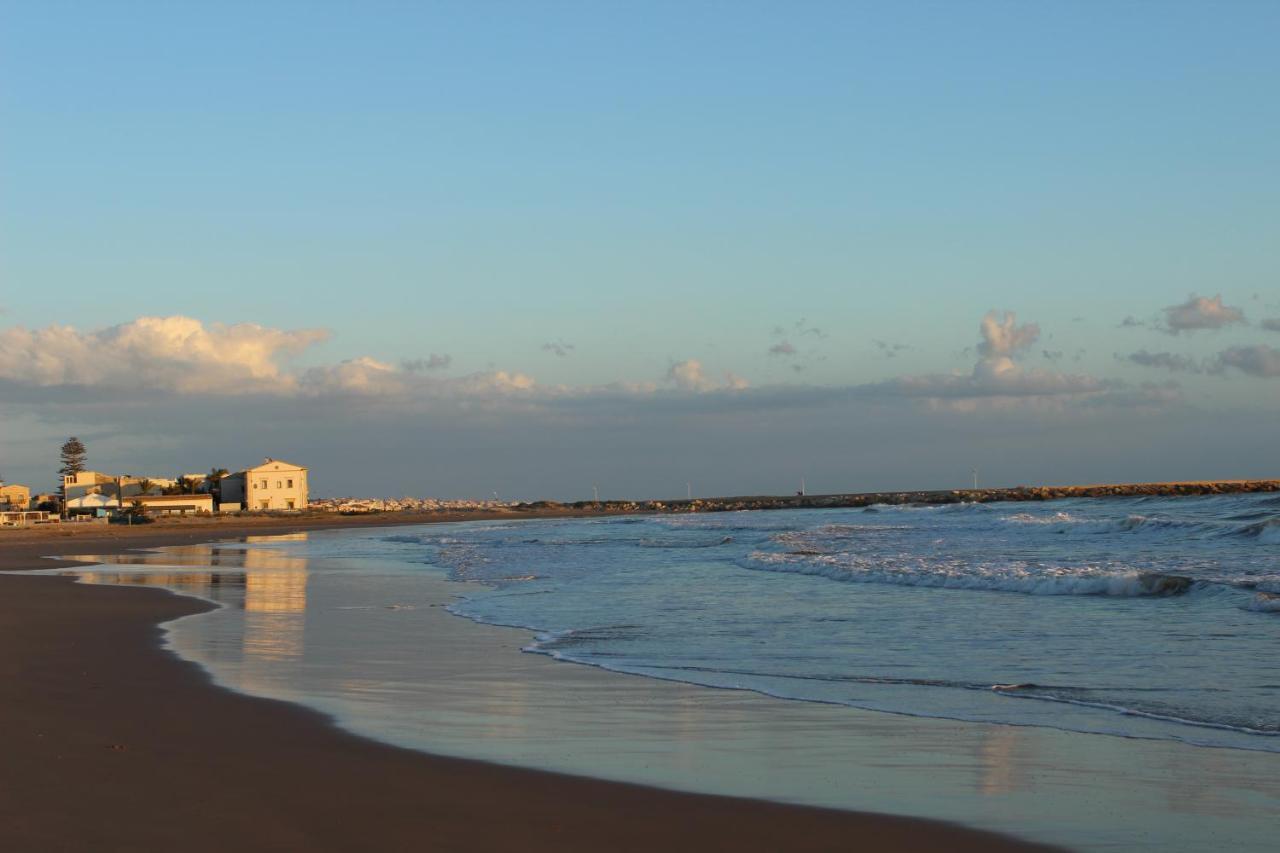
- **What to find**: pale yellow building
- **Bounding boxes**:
[220,458,308,511]
[0,483,32,509]
[62,471,117,501]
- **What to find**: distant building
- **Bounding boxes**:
[67,492,215,516]
[0,482,31,510]
[220,458,308,511]
[130,493,214,515]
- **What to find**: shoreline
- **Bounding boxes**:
[0,519,1058,852]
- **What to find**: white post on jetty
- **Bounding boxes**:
[686,482,692,499]
[593,484,599,503]
[972,468,979,490]
[800,477,806,496]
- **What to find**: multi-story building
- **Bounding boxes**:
[61,471,118,502]
[219,458,308,511]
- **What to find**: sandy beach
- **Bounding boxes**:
[0,516,1058,852]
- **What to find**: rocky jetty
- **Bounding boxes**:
[529,479,1280,516]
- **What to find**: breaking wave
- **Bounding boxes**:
[998,511,1280,540]
[739,551,1199,597]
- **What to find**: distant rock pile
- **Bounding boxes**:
[313,479,1280,518]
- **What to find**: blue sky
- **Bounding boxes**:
[2,2,1278,497]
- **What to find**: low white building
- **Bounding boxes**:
[65,492,214,516]
[65,493,118,513]
[220,458,308,511]
[130,493,214,515]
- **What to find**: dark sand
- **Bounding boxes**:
[1,518,1057,852]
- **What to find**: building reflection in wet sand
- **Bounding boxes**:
[69,536,310,663]
[975,726,1033,796]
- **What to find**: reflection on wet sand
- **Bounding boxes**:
[68,537,310,662]
[976,726,1033,797]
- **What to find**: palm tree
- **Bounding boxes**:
[207,468,229,502]
[136,478,155,496]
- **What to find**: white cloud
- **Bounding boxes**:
[300,358,537,398]
[665,359,748,392]
[0,315,329,394]
[0,316,548,402]
[862,310,1106,408]
[1162,294,1245,333]
[977,311,1040,358]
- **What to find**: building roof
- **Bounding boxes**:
[239,457,307,474]
[135,493,214,502]
[66,494,117,508]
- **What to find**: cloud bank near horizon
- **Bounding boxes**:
[0,311,1183,413]
[2,305,1275,498]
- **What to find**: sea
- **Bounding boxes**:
[429,493,1280,752]
[46,492,1280,849]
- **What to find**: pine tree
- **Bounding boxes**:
[58,436,87,499]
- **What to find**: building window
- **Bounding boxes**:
[277,480,282,489]
[260,480,268,489]
[259,500,269,509]
[287,479,293,488]
[286,500,295,509]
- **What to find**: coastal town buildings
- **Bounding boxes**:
[62,471,181,502]
[219,458,309,511]
[0,455,312,519]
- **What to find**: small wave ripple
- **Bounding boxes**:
[739,551,1200,597]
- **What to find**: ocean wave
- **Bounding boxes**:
[1239,518,1280,543]
[863,501,991,515]
[992,685,1280,736]
[998,511,1280,541]
[638,536,734,549]
[738,552,1198,597]
[771,524,907,551]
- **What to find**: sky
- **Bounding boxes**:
[1,1,1278,499]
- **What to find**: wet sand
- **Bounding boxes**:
[0,522,1055,852]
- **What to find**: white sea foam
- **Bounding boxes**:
[739,551,1196,597]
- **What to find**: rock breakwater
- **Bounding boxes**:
[525,479,1280,516]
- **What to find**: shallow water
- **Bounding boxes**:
[419,495,1280,752]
